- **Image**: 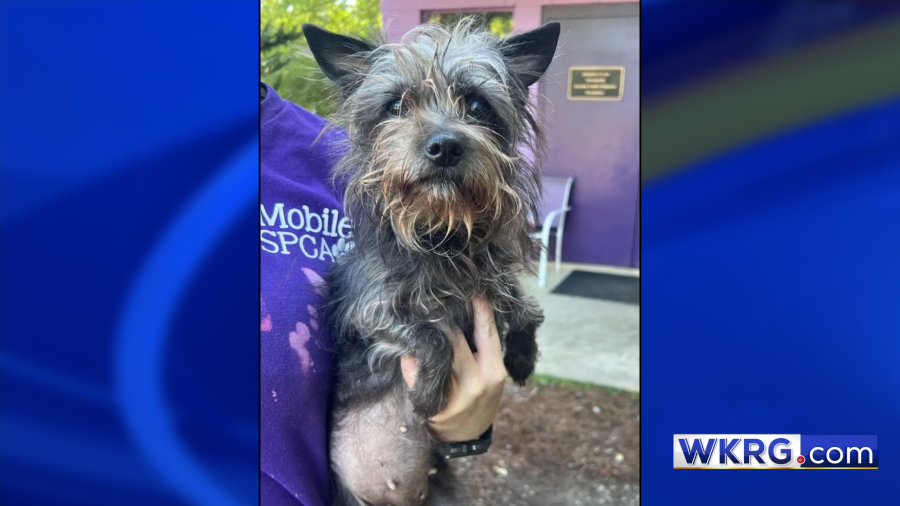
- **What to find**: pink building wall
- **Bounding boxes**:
[381,0,637,42]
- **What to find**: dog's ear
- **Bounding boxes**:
[302,24,375,85]
[500,22,561,88]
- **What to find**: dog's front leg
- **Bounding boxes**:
[501,287,544,385]
[405,323,455,418]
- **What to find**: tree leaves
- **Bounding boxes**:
[260,3,512,116]
[260,0,382,116]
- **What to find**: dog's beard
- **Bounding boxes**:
[387,181,475,251]
[350,121,526,253]
[358,164,520,253]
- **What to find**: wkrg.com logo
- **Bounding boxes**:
[674,434,877,469]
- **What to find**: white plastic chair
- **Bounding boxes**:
[530,176,574,287]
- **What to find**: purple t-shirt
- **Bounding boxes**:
[261,83,350,506]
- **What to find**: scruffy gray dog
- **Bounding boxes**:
[302,18,560,506]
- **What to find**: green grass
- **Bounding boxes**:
[529,373,599,389]
[524,374,640,401]
[603,386,641,401]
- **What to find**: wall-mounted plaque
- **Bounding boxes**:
[567,66,625,101]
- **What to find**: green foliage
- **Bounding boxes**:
[260,3,513,116]
[488,14,514,37]
[260,0,382,116]
[426,11,513,37]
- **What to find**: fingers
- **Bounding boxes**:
[429,301,506,441]
[447,325,479,378]
[472,297,504,376]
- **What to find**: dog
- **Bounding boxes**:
[302,18,560,506]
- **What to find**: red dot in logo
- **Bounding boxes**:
[797,456,805,464]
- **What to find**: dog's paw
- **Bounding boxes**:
[504,350,536,386]
[503,322,539,386]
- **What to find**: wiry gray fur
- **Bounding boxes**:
[302,18,560,506]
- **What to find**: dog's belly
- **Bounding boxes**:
[331,392,436,506]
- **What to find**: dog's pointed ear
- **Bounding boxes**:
[302,23,375,84]
[501,22,561,88]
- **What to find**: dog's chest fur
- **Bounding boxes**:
[331,227,522,343]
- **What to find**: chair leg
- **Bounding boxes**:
[537,228,551,288]
[555,232,563,272]
[538,245,548,288]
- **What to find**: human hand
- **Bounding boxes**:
[400,297,507,442]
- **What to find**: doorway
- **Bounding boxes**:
[541,3,640,267]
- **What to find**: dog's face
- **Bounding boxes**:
[304,20,559,250]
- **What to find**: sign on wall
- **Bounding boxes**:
[567,66,625,101]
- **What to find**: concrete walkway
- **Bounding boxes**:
[520,263,640,392]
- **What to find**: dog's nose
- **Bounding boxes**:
[424,133,464,168]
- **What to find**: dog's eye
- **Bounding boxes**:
[466,97,492,121]
[386,99,406,117]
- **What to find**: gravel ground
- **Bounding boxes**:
[452,381,640,506]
